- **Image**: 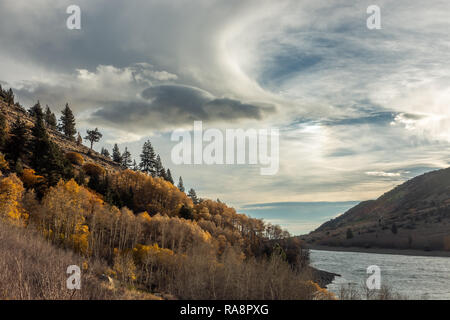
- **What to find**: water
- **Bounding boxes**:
[310,249,450,300]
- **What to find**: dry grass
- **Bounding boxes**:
[0,221,135,299]
[337,283,407,300]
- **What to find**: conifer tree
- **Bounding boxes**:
[139,140,156,175]
[155,154,166,178]
[84,128,103,150]
[166,168,174,184]
[177,176,185,193]
[76,132,82,146]
[132,159,139,171]
[44,105,57,129]
[101,147,110,158]
[121,147,132,169]
[31,107,72,185]
[0,110,6,150]
[29,101,43,119]
[8,116,27,163]
[59,103,76,140]
[112,144,122,164]
[5,88,14,106]
[188,188,199,205]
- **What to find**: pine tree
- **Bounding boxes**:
[5,88,14,106]
[166,168,174,184]
[84,128,103,150]
[132,159,139,171]
[8,116,27,163]
[177,176,185,192]
[139,140,156,175]
[29,101,43,118]
[76,132,82,146]
[101,147,110,158]
[44,105,57,129]
[121,147,132,169]
[112,144,122,164]
[31,108,73,186]
[155,154,166,178]
[59,103,76,140]
[0,110,7,150]
[188,188,199,205]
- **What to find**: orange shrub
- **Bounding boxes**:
[82,163,105,177]
[21,168,44,188]
[66,152,84,165]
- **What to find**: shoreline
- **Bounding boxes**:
[307,245,450,258]
[309,267,340,288]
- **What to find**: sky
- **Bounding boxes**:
[1,0,449,235]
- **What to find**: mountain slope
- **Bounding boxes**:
[304,168,450,251]
[0,97,120,172]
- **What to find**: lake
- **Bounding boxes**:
[310,249,450,300]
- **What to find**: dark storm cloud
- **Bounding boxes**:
[91,84,275,130]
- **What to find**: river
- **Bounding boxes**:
[310,249,450,300]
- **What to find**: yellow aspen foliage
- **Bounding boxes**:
[112,248,137,283]
[137,211,151,223]
[39,179,104,255]
[133,243,174,265]
[21,168,44,188]
[72,224,90,255]
[0,153,8,172]
[305,280,336,300]
[0,173,28,226]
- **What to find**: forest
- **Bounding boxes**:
[0,86,333,300]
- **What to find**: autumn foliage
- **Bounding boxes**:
[21,168,44,188]
[0,164,337,300]
[66,152,84,165]
[82,163,105,177]
[0,173,28,226]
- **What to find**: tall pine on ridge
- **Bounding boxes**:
[139,140,156,176]
[59,103,76,140]
[121,147,132,169]
[112,144,122,164]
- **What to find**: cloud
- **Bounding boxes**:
[90,84,276,131]
[1,0,450,233]
[365,171,402,178]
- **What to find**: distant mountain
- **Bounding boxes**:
[303,168,450,252]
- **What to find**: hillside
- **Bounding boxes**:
[0,95,119,172]
[303,168,450,252]
[0,87,338,300]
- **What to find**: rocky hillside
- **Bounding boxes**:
[303,168,450,252]
[0,96,120,172]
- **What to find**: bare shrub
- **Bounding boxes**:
[0,222,123,299]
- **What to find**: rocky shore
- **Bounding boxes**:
[309,267,340,288]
